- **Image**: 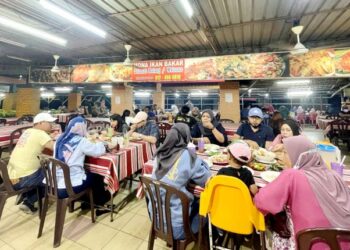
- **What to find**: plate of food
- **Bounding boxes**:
[204,144,220,151]
[253,148,276,164]
[210,154,229,165]
[261,171,280,183]
[251,162,266,171]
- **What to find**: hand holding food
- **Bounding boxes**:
[245,140,260,150]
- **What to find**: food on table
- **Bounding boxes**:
[207,150,220,156]
[253,148,276,162]
[269,163,284,172]
[204,144,220,151]
[216,53,285,78]
[261,170,280,183]
[185,58,218,80]
[210,154,229,164]
[251,162,266,171]
[335,50,350,75]
[289,49,335,77]
[109,63,133,81]
[71,64,90,82]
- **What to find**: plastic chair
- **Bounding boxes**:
[0,158,41,222]
[296,228,350,250]
[38,155,95,248]
[157,122,172,144]
[139,176,196,250]
[8,126,32,154]
[199,176,266,250]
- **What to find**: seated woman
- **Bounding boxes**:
[127,111,159,144]
[110,114,128,134]
[270,119,301,168]
[254,136,350,250]
[150,123,211,240]
[191,109,228,146]
[54,117,106,199]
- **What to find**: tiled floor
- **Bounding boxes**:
[1,127,348,249]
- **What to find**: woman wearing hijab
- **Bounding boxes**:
[150,123,211,240]
[55,116,106,198]
[254,135,350,249]
[191,109,228,146]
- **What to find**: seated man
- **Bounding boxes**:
[234,107,274,149]
[175,105,198,129]
[127,111,159,144]
[8,113,56,214]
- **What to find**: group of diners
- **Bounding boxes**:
[4,103,350,249]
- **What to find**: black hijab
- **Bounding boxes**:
[154,123,196,179]
[199,109,219,136]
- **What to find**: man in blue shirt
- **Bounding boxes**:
[127,111,159,144]
[234,107,274,148]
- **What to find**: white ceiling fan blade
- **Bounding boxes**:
[51,54,60,73]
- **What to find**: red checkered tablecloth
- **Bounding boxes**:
[0,124,33,147]
[85,140,156,194]
[5,118,18,125]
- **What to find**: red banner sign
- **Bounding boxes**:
[133,59,185,81]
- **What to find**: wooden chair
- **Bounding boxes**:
[16,115,33,125]
[325,114,340,120]
[86,119,93,130]
[0,158,41,221]
[0,119,6,127]
[157,122,172,144]
[140,176,197,250]
[296,228,350,250]
[38,155,95,248]
[9,126,31,154]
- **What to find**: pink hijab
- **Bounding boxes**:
[283,135,350,229]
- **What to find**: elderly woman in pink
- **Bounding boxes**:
[254,135,350,249]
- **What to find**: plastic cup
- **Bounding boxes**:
[331,162,344,176]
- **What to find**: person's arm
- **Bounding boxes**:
[249,184,258,196]
[44,140,54,151]
[213,123,228,144]
[254,170,293,215]
[265,127,275,149]
[233,124,244,140]
[132,132,157,144]
[80,138,106,157]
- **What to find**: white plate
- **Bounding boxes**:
[255,157,277,164]
[204,144,220,151]
[261,171,280,183]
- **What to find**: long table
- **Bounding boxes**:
[85,140,156,194]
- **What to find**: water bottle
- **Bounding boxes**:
[198,136,205,153]
[123,133,129,147]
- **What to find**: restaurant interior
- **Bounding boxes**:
[0,0,350,249]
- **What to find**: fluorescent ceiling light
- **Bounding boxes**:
[41,92,55,98]
[0,93,5,98]
[134,92,151,97]
[265,93,269,97]
[287,90,313,97]
[7,55,31,62]
[190,92,208,97]
[248,89,252,93]
[101,85,112,89]
[40,87,46,91]
[106,93,112,96]
[40,0,106,38]
[180,0,194,18]
[276,79,310,85]
[174,93,180,98]
[0,37,26,47]
[54,87,72,92]
[0,16,67,46]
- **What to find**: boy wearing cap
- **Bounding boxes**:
[8,113,56,214]
[127,111,159,144]
[234,107,274,149]
[217,143,258,196]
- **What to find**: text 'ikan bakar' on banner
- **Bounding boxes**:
[132,59,185,81]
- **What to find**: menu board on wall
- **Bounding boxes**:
[133,59,185,81]
[29,48,350,84]
[30,66,71,83]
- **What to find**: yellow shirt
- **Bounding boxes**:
[8,128,52,179]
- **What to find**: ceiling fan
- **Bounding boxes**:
[290,25,309,55]
[123,44,132,66]
[51,54,60,73]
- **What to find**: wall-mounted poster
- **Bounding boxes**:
[289,49,335,77]
[184,57,221,81]
[215,53,285,79]
[30,67,71,83]
[335,49,350,76]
